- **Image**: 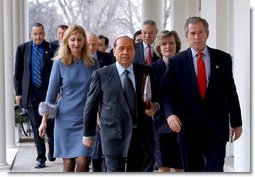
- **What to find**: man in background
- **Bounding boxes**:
[87,33,113,68]
[134,20,159,65]
[98,34,109,53]
[51,24,68,52]
[14,23,57,168]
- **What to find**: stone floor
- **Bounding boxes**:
[4,136,234,173]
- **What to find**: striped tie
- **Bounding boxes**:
[33,46,42,87]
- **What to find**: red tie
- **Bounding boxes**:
[197,52,207,98]
[146,45,152,65]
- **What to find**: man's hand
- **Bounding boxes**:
[167,115,182,133]
[15,95,22,105]
[82,137,94,148]
[230,126,242,142]
[38,116,47,138]
[145,100,160,117]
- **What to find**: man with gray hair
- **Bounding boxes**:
[134,19,159,65]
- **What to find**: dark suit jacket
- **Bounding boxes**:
[83,63,159,157]
[51,40,60,48]
[134,41,159,65]
[163,47,242,142]
[151,58,171,133]
[14,40,55,108]
[96,51,114,68]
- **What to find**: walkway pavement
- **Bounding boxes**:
[10,138,63,172]
[5,135,234,173]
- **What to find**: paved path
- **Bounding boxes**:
[9,137,233,173]
[10,138,63,173]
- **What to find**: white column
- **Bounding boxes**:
[171,0,200,50]
[251,3,255,172]
[201,0,250,172]
[20,0,29,42]
[229,0,250,172]
[0,0,8,169]
[13,0,20,52]
[201,0,229,51]
[142,0,164,30]
[4,0,16,148]
[201,0,234,160]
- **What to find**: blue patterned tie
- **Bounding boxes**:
[33,45,42,87]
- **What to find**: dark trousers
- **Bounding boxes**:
[92,132,107,172]
[178,132,226,172]
[105,128,154,172]
[27,86,54,163]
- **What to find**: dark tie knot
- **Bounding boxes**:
[124,69,129,76]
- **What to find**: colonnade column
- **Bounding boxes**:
[171,0,200,50]
[201,0,234,160]
[229,0,250,172]
[0,0,8,169]
[142,0,164,30]
[201,0,250,172]
[20,0,29,43]
[4,0,16,148]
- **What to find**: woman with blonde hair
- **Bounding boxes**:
[38,24,99,172]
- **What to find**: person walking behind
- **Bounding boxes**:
[134,20,159,65]
[152,30,183,172]
[51,25,68,55]
[38,25,99,172]
[98,34,109,53]
[83,35,160,172]
[14,23,56,168]
[133,30,142,43]
[51,24,68,50]
[162,16,242,171]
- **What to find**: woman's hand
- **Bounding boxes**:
[38,115,48,138]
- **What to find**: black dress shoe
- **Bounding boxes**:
[48,152,56,162]
[35,161,46,168]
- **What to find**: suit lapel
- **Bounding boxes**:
[182,49,201,98]
[25,42,32,75]
[41,41,50,68]
[138,42,145,64]
[133,64,144,104]
[207,47,219,91]
[110,65,131,115]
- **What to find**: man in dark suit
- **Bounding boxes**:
[14,23,57,168]
[134,20,160,65]
[162,16,242,171]
[83,35,160,172]
[87,33,113,68]
[86,32,114,172]
[51,24,68,55]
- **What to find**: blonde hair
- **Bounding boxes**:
[54,24,94,67]
[154,30,181,57]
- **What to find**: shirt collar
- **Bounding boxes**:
[116,61,134,76]
[33,40,45,48]
[191,46,209,58]
[143,41,154,49]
